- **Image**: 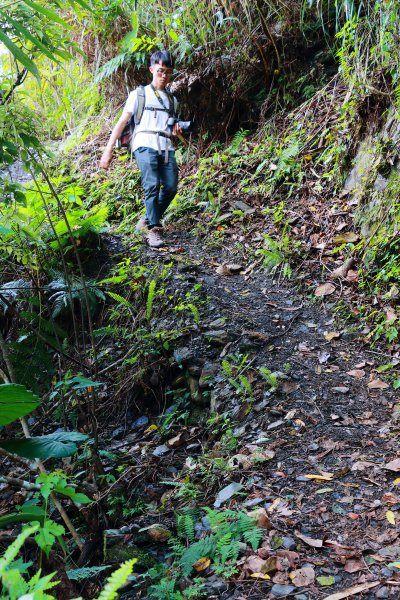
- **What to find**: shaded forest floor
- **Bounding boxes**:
[92,210,400,600]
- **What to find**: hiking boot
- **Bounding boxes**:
[135,217,149,233]
[147,227,165,248]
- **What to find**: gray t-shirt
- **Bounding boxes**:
[123,84,177,153]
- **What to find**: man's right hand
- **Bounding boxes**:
[100,150,113,170]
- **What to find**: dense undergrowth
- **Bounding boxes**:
[1,0,400,597]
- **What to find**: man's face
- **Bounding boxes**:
[150,63,173,88]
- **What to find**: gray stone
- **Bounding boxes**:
[243,497,264,508]
[295,595,308,600]
[152,445,170,457]
[173,346,194,364]
[132,415,149,429]
[199,362,218,388]
[205,578,228,595]
[376,587,389,599]
[233,200,255,214]
[271,584,296,597]
[267,420,285,430]
[209,317,226,328]
[214,482,243,508]
[203,330,231,345]
[282,536,296,550]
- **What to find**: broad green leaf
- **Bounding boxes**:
[35,520,65,557]
[64,376,103,390]
[0,384,40,426]
[0,432,88,459]
[53,486,91,504]
[3,15,58,62]
[0,509,45,529]
[21,0,72,28]
[317,575,335,586]
[44,431,89,442]
[0,29,39,79]
[169,29,178,42]
[0,225,13,235]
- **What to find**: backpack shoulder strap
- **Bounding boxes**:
[134,85,146,125]
[164,89,178,117]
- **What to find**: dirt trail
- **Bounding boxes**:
[108,224,399,599]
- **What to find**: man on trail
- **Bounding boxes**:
[100,51,182,248]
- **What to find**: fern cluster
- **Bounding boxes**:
[173,508,263,578]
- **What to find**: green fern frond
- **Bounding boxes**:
[94,559,136,600]
[243,527,263,551]
[180,537,215,576]
[95,53,131,82]
[0,525,39,573]
[228,129,249,155]
[176,509,197,543]
[146,280,156,320]
[106,291,131,308]
[221,360,233,377]
[238,374,253,396]
[67,565,111,581]
[0,279,32,314]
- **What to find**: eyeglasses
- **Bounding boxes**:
[155,68,173,76]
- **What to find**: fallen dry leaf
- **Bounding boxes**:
[289,566,315,587]
[333,232,359,244]
[296,532,323,547]
[382,492,400,505]
[282,381,300,394]
[344,559,365,573]
[385,306,397,323]
[346,270,359,283]
[324,331,341,341]
[368,379,389,390]
[346,369,365,379]
[386,510,396,525]
[330,257,355,279]
[167,433,185,448]
[304,473,334,481]
[323,581,380,600]
[244,555,268,574]
[385,458,400,472]
[276,550,299,568]
[315,283,336,297]
[250,572,271,580]
[193,557,211,572]
[249,507,273,529]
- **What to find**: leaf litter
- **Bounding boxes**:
[81,230,400,599]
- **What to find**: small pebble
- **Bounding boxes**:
[152,445,170,457]
[271,584,296,598]
[282,536,296,550]
[376,587,389,599]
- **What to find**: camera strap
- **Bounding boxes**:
[150,84,173,116]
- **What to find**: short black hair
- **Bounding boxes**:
[150,51,173,68]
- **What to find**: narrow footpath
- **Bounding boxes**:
[102,222,399,600]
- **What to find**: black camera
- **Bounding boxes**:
[167,117,194,133]
[176,120,194,132]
